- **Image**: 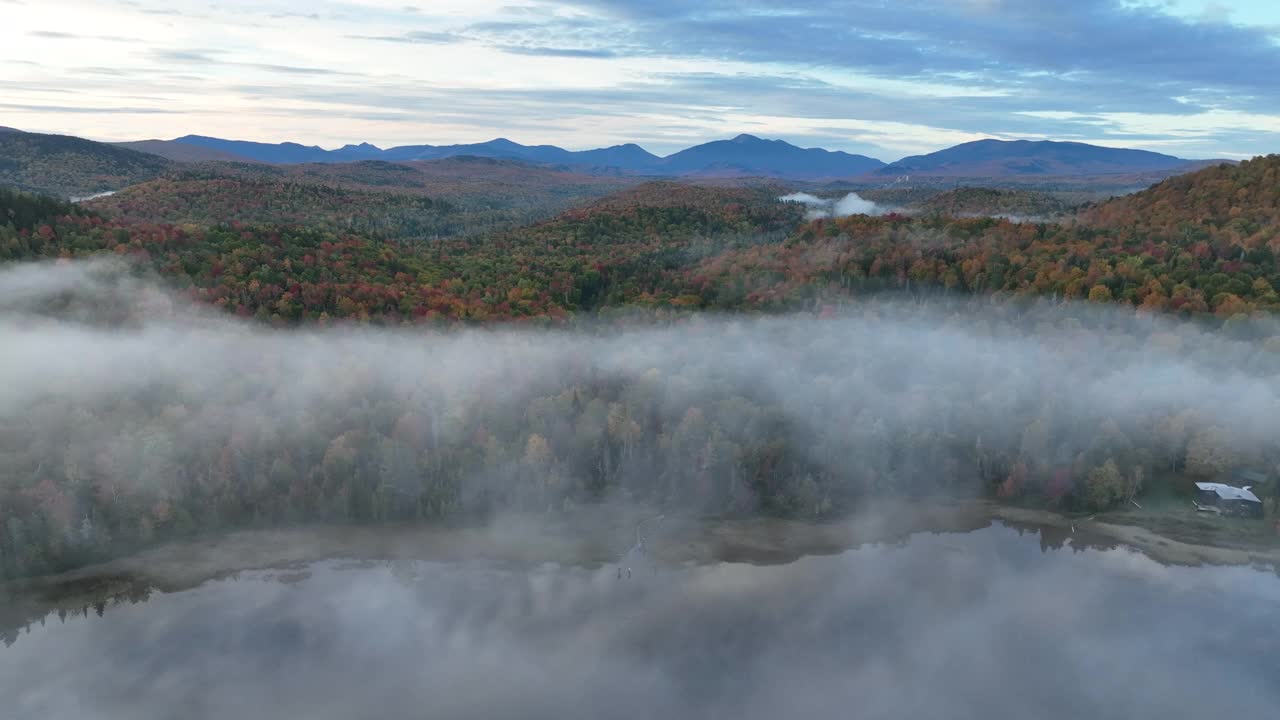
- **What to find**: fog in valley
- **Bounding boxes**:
[4,259,1280,718]
[3,258,1280,561]
[779,192,885,218]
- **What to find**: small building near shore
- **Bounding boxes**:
[1194,482,1264,518]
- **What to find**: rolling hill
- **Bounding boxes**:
[683,154,1280,316]
[1079,153,1280,234]
[169,135,336,164]
[86,177,462,239]
[2,179,803,322]
[0,129,173,198]
[907,187,1075,219]
[876,139,1202,177]
[85,156,641,238]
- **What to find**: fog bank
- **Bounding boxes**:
[1,260,1279,578]
[779,192,884,218]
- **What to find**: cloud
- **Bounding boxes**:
[148,49,356,77]
[780,192,883,218]
[498,45,617,58]
[346,31,465,45]
[77,67,130,77]
[270,11,321,21]
[151,49,223,63]
[0,102,181,114]
[245,63,349,76]
[29,30,134,42]
[463,20,551,32]
[561,0,1280,113]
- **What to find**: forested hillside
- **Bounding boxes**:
[172,156,637,203]
[87,178,463,240]
[681,157,1280,317]
[86,158,639,238]
[6,157,1280,321]
[0,131,172,198]
[0,190,88,232]
[1,183,803,323]
[911,187,1073,219]
[1080,154,1280,237]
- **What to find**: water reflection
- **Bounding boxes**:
[2,522,1279,720]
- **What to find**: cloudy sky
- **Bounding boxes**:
[3,0,1280,159]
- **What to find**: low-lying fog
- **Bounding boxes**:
[3,259,1278,514]
[779,191,884,218]
[2,258,1280,570]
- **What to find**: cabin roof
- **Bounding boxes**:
[1195,482,1261,503]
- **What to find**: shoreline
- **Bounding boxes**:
[992,504,1280,569]
[6,498,1278,600]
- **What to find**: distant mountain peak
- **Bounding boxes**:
[661,134,884,179]
[877,138,1190,177]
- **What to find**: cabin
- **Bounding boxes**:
[1194,482,1263,518]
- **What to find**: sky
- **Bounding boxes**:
[3,0,1280,160]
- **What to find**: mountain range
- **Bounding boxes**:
[149,132,886,179]
[122,132,1222,181]
[0,126,1231,199]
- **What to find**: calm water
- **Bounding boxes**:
[3,522,1278,720]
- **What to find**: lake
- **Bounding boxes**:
[2,520,1278,720]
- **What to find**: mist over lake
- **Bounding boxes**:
[2,521,1277,720]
